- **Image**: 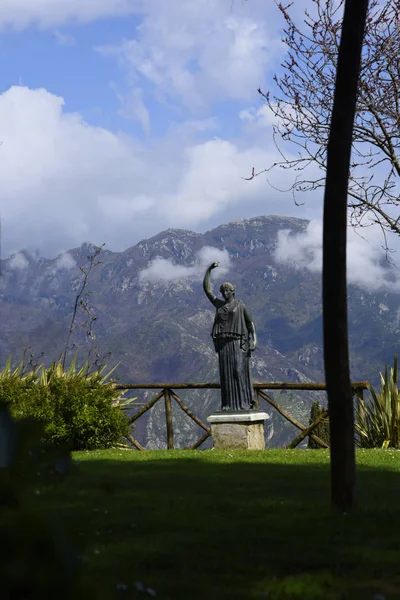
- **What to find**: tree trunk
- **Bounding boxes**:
[323,0,369,511]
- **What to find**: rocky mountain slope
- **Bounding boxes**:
[1,215,399,447]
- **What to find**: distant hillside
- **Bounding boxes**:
[1,215,398,447]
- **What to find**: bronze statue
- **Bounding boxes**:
[203,262,257,411]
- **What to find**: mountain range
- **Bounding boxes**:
[1,215,398,448]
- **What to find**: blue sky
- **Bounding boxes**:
[0,17,145,132]
[1,0,330,259]
[1,0,398,296]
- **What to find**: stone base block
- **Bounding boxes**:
[207,411,269,450]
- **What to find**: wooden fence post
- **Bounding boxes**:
[258,390,329,448]
[254,389,259,409]
[164,388,174,450]
[354,386,365,425]
[287,410,329,449]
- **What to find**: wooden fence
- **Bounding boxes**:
[114,381,370,450]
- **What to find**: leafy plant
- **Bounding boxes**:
[0,355,37,381]
[0,356,131,450]
[37,355,120,385]
[355,355,400,449]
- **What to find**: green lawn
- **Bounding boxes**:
[25,449,400,599]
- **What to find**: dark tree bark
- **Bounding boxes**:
[323,0,369,511]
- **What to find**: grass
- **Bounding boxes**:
[25,448,400,599]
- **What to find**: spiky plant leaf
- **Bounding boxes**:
[355,355,400,449]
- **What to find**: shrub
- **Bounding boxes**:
[46,375,129,449]
[355,355,400,449]
[307,400,330,449]
[0,357,130,450]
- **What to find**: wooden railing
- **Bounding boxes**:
[114,381,370,450]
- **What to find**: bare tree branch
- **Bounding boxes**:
[251,0,400,249]
[61,243,105,369]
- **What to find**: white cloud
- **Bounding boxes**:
[0,86,149,256]
[1,0,383,275]
[0,0,312,33]
[139,246,231,283]
[274,221,323,273]
[239,105,274,127]
[97,0,284,111]
[115,87,151,135]
[159,138,272,225]
[0,85,304,259]
[196,246,231,274]
[52,30,76,46]
[0,1,329,263]
[173,118,219,135]
[0,0,139,29]
[54,252,77,271]
[9,252,29,270]
[97,193,154,220]
[274,220,400,292]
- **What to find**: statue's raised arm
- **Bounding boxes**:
[203,261,219,305]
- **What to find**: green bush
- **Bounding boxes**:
[355,355,400,449]
[0,358,130,450]
[307,400,330,449]
[46,375,129,449]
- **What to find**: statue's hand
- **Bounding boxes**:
[249,334,257,351]
[209,261,219,270]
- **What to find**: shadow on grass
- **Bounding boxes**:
[31,453,400,600]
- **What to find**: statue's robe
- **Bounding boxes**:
[209,298,255,410]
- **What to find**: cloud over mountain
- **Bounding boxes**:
[274,220,400,292]
[139,246,231,283]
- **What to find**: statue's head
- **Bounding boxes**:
[220,282,235,300]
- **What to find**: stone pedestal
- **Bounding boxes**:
[207,411,270,450]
